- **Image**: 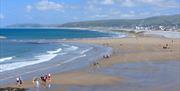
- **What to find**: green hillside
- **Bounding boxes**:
[60,14,180,27]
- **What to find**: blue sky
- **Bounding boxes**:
[0,0,180,27]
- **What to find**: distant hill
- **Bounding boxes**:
[60,14,180,28]
[7,14,180,28]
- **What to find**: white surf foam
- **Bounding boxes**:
[0,47,65,72]
[47,48,62,54]
[65,45,79,51]
[63,54,86,64]
[0,56,15,62]
[80,47,93,54]
[62,44,70,47]
[0,45,80,72]
[0,53,57,72]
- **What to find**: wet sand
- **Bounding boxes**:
[1,36,180,91]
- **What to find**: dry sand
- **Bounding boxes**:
[67,37,180,65]
[1,36,180,91]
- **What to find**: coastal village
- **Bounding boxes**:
[85,25,180,32]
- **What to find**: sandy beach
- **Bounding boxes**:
[1,0,180,90]
[1,36,180,91]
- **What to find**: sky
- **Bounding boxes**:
[0,0,180,27]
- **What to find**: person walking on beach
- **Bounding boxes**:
[16,77,20,86]
[39,74,52,88]
[16,76,23,86]
[47,73,52,88]
[47,73,51,82]
[40,75,47,88]
[32,77,40,88]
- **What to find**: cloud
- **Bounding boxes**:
[26,5,33,12]
[121,0,135,7]
[35,0,64,11]
[101,0,114,5]
[0,14,5,19]
[84,0,179,19]
[93,14,109,18]
[137,0,179,8]
[72,16,79,20]
[88,0,179,8]
[27,0,64,12]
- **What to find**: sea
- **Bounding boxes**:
[0,28,125,73]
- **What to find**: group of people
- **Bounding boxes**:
[39,73,52,88]
[163,44,170,49]
[92,54,111,67]
[103,54,111,59]
[162,40,174,50]
[16,73,52,88]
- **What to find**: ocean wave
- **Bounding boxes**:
[0,56,15,62]
[116,34,127,38]
[0,53,57,72]
[47,48,62,54]
[0,47,66,72]
[0,45,81,72]
[62,54,86,64]
[65,45,79,51]
[62,44,70,47]
[0,36,7,39]
[80,47,93,54]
